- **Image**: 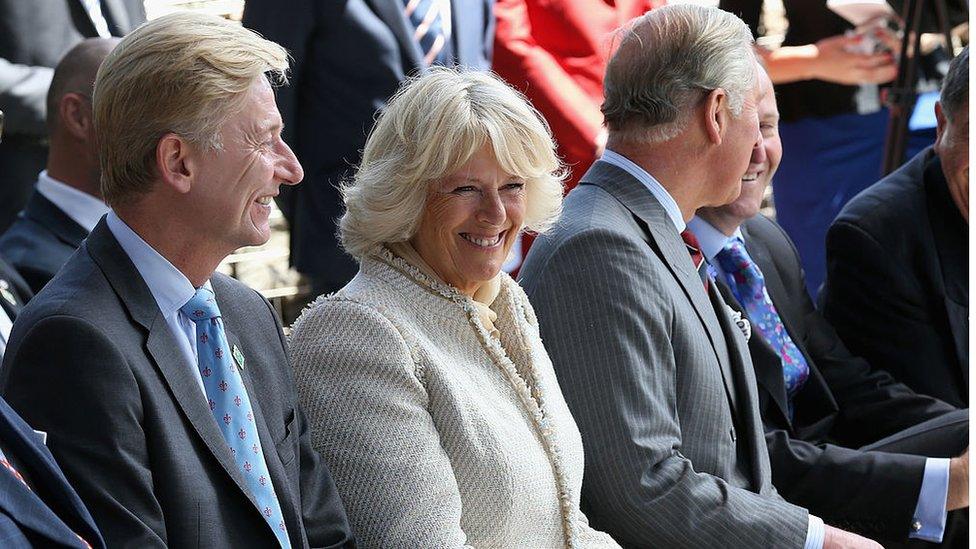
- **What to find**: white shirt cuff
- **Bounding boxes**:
[909,457,950,542]
[805,514,825,549]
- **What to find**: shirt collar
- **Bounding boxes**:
[687,216,744,264]
[600,149,686,232]
[105,211,205,317]
[36,171,110,232]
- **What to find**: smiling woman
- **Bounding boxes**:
[288,69,621,548]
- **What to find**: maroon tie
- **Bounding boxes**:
[680,229,709,292]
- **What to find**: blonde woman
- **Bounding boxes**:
[289,69,619,548]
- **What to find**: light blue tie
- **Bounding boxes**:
[180,288,291,548]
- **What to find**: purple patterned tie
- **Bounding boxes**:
[717,239,809,418]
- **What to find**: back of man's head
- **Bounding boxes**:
[602,4,756,145]
[940,46,968,121]
[46,38,118,134]
[93,12,289,208]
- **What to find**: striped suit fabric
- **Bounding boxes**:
[518,160,810,548]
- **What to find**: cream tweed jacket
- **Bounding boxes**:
[289,247,620,548]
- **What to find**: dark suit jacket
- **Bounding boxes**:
[242,0,494,289]
[822,147,968,407]
[0,220,354,548]
[0,0,144,233]
[0,191,88,293]
[0,396,103,548]
[519,160,809,548]
[712,214,959,540]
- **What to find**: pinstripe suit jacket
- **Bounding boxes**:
[519,160,809,548]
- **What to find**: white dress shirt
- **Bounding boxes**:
[36,171,110,232]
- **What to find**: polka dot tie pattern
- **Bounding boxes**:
[716,239,810,419]
[180,288,291,548]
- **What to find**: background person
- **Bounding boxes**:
[289,68,619,548]
[0,0,143,234]
[0,110,99,549]
[719,0,933,297]
[0,38,117,293]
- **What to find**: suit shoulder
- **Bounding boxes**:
[523,184,643,272]
[834,153,929,238]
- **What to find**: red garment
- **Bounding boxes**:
[493,0,664,190]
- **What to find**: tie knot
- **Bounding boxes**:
[180,287,221,322]
[679,229,701,251]
[716,239,753,274]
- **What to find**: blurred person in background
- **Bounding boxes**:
[0,38,117,293]
[289,69,620,548]
[243,0,494,298]
[0,0,143,234]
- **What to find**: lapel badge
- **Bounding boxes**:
[232,345,246,371]
[0,280,16,307]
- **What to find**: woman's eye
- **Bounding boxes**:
[503,182,525,191]
[452,186,479,194]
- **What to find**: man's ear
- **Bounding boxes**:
[59,92,92,141]
[702,88,728,145]
[156,133,194,194]
[934,101,947,154]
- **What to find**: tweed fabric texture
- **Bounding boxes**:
[289,247,619,548]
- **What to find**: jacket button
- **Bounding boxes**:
[912,521,922,532]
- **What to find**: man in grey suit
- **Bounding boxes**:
[0,14,353,548]
[519,5,878,548]
[0,0,144,233]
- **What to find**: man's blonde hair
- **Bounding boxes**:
[339,68,565,259]
[93,12,289,206]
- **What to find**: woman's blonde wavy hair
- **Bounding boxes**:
[339,68,565,259]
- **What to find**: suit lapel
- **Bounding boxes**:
[0,402,97,548]
[714,275,791,427]
[365,0,425,75]
[85,222,262,517]
[583,161,741,418]
[706,281,767,487]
